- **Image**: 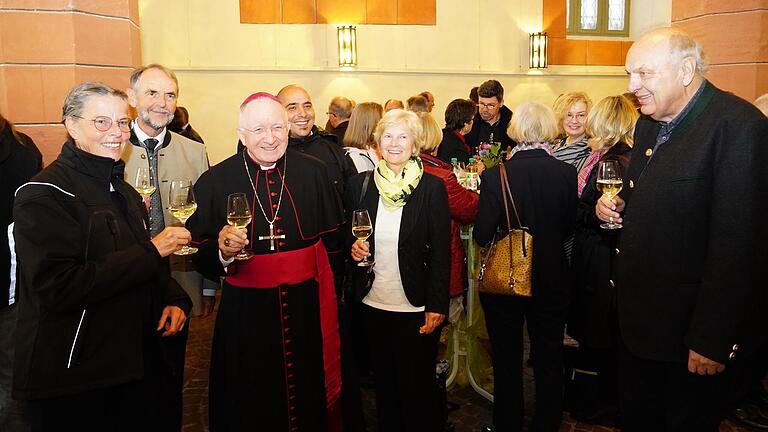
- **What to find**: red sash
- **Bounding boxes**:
[225,242,342,430]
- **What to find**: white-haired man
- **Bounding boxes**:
[187,92,345,431]
[597,27,768,431]
[122,64,211,430]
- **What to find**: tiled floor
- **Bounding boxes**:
[181,301,757,432]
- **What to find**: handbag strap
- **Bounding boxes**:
[498,162,529,258]
[498,162,523,230]
[359,170,372,206]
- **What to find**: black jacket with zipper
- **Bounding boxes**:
[344,171,451,315]
[11,141,191,400]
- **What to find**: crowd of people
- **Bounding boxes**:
[0,26,767,432]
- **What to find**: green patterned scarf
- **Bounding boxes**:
[373,156,424,209]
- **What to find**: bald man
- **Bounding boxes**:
[597,27,768,431]
[327,96,355,145]
[277,85,357,198]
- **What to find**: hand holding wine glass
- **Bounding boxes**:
[169,179,198,255]
[227,192,254,260]
[597,160,624,229]
[352,209,374,267]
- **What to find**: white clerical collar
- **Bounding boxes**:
[132,120,167,146]
[259,163,276,170]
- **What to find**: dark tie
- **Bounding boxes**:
[145,138,165,236]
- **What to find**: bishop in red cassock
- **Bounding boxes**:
[187,93,344,431]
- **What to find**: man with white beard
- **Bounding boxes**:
[121,64,212,431]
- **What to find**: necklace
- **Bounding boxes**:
[242,151,287,251]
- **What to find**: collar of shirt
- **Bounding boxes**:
[656,80,707,143]
[132,121,167,147]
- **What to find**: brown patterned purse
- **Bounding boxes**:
[478,162,533,297]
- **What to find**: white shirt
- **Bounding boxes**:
[132,121,167,147]
[362,198,424,312]
[344,147,378,173]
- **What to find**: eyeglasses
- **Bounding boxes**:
[72,115,132,132]
[477,102,498,110]
[240,124,288,138]
[565,112,587,121]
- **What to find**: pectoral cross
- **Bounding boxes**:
[258,223,285,251]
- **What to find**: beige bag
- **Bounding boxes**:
[478,162,533,297]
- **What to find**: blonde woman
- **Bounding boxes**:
[417,112,478,299]
[343,102,383,172]
[474,101,577,432]
[346,109,450,432]
[567,95,638,421]
[552,92,593,174]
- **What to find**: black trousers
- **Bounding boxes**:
[162,320,189,432]
[618,340,726,432]
[480,293,566,432]
[364,305,441,432]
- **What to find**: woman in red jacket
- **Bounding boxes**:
[417,112,479,298]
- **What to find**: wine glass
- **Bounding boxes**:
[227,193,254,261]
[352,209,374,267]
[597,160,624,230]
[169,179,198,255]
[133,167,155,199]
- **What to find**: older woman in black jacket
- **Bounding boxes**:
[346,109,450,432]
[11,82,191,431]
[474,101,577,432]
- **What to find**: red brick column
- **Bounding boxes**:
[672,0,768,102]
[0,0,140,164]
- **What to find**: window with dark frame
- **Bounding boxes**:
[567,0,630,37]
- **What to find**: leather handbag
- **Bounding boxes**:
[478,162,534,296]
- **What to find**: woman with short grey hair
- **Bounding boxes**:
[12,81,192,430]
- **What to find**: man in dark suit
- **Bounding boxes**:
[598,27,768,431]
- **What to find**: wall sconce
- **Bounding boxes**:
[337,26,357,67]
[529,32,548,69]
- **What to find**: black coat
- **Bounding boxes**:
[567,142,631,348]
[436,128,471,165]
[331,120,349,146]
[0,126,41,308]
[12,142,191,400]
[289,126,358,199]
[474,149,577,300]
[344,171,451,315]
[180,124,204,144]
[616,82,768,364]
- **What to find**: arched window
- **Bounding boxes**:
[567,0,630,37]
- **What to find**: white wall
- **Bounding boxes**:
[631,0,672,38]
[139,0,670,164]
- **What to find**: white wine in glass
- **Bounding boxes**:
[352,209,374,267]
[134,167,155,198]
[227,192,254,260]
[597,160,624,229]
[169,179,198,255]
